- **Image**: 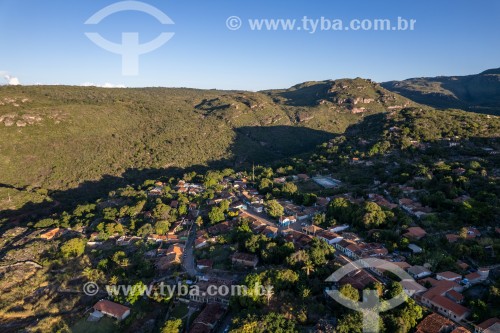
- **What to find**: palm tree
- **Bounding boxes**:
[301,287,311,299]
[82,267,94,281]
[196,216,203,228]
[82,267,105,282]
[302,259,315,277]
[109,276,119,286]
[263,286,274,305]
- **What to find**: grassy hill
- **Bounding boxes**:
[0,80,414,212]
[382,68,500,115]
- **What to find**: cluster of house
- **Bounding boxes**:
[321,224,492,325]
[399,198,433,219]
[413,312,499,333]
[398,227,491,322]
[231,252,259,268]
[368,193,398,209]
[278,199,327,223]
[327,254,491,326]
[446,227,481,243]
[194,220,237,251]
[184,277,233,332]
[155,244,185,270]
[176,180,205,196]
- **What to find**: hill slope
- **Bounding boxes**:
[382,68,500,115]
[0,80,414,211]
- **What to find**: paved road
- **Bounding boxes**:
[182,224,197,277]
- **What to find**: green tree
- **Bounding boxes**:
[282,182,297,196]
[126,281,146,305]
[82,267,105,282]
[362,202,387,228]
[60,238,86,258]
[336,312,363,333]
[195,216,203,228]
[161,319,182,333]
[208,206,225,224]
[137,223,154,237]
[34,218,58,228]
[339,284,359,301]
[112,251,128,266]
[259,178,273,192]
[153,203,171,220]
[266,200,284,218]
[219,199,230,212]
[155,220,171,235]
[312,213,326,226]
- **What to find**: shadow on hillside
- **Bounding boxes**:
[381,78,500,116]
[0,125,334,225]
[267,82,332,107]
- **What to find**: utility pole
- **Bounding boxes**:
[252,162,255,183]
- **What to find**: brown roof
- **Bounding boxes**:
[404,227,427,239]
[415,313,454,333]
[437,271,462,280]
[419,277,439,287]
[318,230,340,241]
[261,225,278,236]
[446,289,464,302]
[339,269,378,291]
[195,237,208,247]
[478,318,500,330]
[93,300,130,318]
[189,304,226,333]
[465,272,481,281]
[429,294,470,317]
[232,252,258,263]
[40,228,62,240]
[450,328,471,333]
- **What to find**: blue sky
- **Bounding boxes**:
[0,0,499,90]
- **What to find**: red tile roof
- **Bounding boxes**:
[404,227,427,239]
[93,300,130,318]
[436,271,462,280]
[446,289,464,302]
[415,313,454,333]
[189,304,226,333]
[465,272,481,281]
[478,318,500,330]
[429,294,469,317]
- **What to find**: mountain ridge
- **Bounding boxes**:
[382,67,500,115]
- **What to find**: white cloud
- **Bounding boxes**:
[0,71,21,85]
[81,82,126,88]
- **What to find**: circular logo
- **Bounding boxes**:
[83,282,99,296]
[226,16,243,30]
